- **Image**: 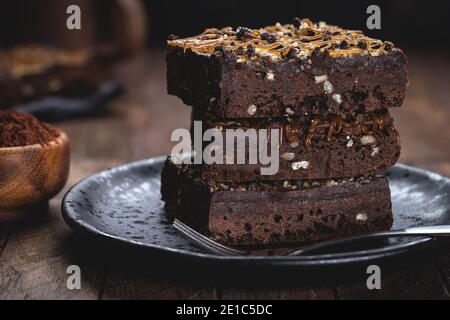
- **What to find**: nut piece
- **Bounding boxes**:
[266,71,275,81]
[331,93,342,104]
[281,152,295,161]
[297,50,308,60]
[314,75,328,84]
[323,81,334,94]
[325,179,338,187]
[371,146,380,156]
[247,104,257,115]
[285,107,295,115]
[219,183,230,190]
[346,138,354,148]
[361,135,377,146]
[269,55,280,62]
[356,213,368,222]
[292,161,309,171]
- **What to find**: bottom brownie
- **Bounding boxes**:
[161,158,393,246]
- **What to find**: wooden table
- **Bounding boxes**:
[1,50,449,300]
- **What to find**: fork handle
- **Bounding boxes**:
[403,225,450,237]
[289,225,450,256]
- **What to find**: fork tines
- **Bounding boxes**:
[173,219,246,256]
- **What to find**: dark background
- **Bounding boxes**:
[1,0,450,50]
[145,0,450,49]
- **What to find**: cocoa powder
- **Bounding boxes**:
[0,111,60,148]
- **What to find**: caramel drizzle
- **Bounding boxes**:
[283,121,301,146]
[284,112,392,149]
[305,116,320,148]
[168,19,394,59]
[212,112,392,150]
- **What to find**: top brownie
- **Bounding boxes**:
[167,18,408,118]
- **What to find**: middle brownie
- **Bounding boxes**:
[193,109,400,182]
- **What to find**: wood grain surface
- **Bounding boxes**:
[0,50,449,300]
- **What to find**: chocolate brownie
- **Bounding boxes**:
[0,45,105,109]
[167,19,408,118]
[193,111,401,182]
[161,158,393,246]
[190,109,400,181]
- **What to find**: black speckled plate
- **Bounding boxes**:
[62,157,450,270]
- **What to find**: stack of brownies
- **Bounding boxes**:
[162,18,408,246]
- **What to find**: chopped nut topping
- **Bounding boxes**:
[247,104,257,115]
[331,93,342,104]
[361,135,377,146]
[371,146,380,156]
[281,152,295,161]
[269,54,281,62]
[292,161,309,171]
[346,138,354,148]
[266,71,275,81]
[314,75,328,84]
[323,81,334,94]
[285,107,295,115]
[219,183,230,190]
[168,19,398,61]
[325,180,338,187]
[297,50,308,60]
[356,213,368,222]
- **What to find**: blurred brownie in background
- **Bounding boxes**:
[0,44,109,110]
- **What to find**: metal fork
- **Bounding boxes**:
[173,220,450,257]
[172,219,247,256]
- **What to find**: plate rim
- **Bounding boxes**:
[62,157,449,266]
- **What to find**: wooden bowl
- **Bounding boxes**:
[0,131,70,221]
